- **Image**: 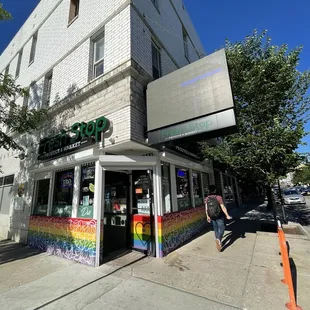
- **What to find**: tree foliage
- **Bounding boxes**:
[0,2,11,20]
[0,4,47,151]
[202,30,310,186]
[293,165,310,185]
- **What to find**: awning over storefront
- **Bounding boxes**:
[99,155,157,170]
[29,148,99,173]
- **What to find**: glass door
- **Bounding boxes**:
[104,171,129,254]
[132,170,154,256]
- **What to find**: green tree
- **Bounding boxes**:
[0,2,11,20]
[202,30,310,210]
[0,3,47,151]
[293,165,310,185]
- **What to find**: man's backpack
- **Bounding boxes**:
[207,195,221,219]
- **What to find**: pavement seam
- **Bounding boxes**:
[131,273,243,310]
[240,232,257,309]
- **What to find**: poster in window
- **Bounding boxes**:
[82,166,95,181]
[60,172,74,188]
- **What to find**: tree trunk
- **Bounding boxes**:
[266,185,277,222]
[266,186,273,211]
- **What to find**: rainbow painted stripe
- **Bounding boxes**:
[28,216,97,266]
[132,208,207,257]
[159,207,207,257]
[132,214,152,252]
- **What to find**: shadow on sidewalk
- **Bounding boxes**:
[219,217,277,252]
[0,240,40,265]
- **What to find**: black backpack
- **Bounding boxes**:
[207,195,221,219]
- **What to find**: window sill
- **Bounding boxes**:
[28,60,34,67]
[67,15,79,28]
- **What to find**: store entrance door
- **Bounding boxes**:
[104,171,130,255]
[131,170,155,256]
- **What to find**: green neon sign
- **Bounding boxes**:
[38,116,110,160]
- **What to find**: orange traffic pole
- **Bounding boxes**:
[277,221,302,310]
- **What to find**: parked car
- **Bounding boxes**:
[303,187,310,196]
[282,189,306,205]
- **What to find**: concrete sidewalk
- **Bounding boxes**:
[0,213,309,310]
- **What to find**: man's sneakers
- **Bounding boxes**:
[215,239,222,252]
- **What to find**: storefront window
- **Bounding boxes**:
[133,171,152,215]
[175,167,192,211]
[33,179,50,216]
[104,172,128,214]
[52,169,74,217]
[202,173,210,197]
[161,162,171,214]
[192,171,203,207]
[78,163,95,218]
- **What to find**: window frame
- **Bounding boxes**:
[192,170,203,207]
[15,49,23,79]
[161,162,172,214]
[183,27,190,62]
[151,40,162,80]
[175,166,192,211]
[93,33,105,79]
[32,178,50,216]
[68,0,80,25]
[4,65,10,76]
[3,175,14,186]
[52,168,75,218]
[29,31,38,65]
[43,71,53,107]
[78,163,95,219]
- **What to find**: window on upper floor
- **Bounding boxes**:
[93,34,105,79]
[29,31,38,65]
[183,27,189,62]
[43,71,53,107]
[15,49,23,79]
[152,40,162,80]
[4,65,10,76]
[68,0,80,25]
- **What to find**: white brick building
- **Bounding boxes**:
[0,0,218,266]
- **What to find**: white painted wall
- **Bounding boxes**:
[0,0,206,242]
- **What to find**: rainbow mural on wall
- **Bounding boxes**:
[28,216,97,266]
[132,214,152,253]
[159,207,207,257]
[132,208,207,257]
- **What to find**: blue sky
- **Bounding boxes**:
[1,0,310,152]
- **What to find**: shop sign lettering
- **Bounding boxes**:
[52,205,72,217]
[38,116,110,161]
[160,119,212,141]
[78,205,93,218]
[137,199,150,214]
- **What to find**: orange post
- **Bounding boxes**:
[277,224,302,310]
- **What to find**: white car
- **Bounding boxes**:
[282,189,306,205]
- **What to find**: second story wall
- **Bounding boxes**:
[1,0,131,108]
[131,0,205,78]
[0,0,205,110]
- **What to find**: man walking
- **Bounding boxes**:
[205,185,232,252]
